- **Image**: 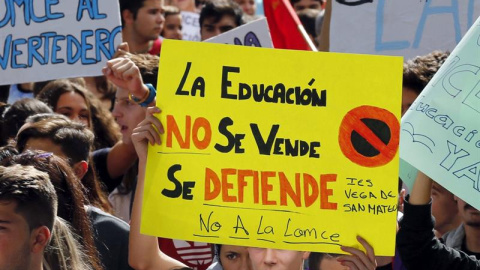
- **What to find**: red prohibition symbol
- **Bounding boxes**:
[339,105,400,167]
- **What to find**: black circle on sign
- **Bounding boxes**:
[351,118,391,157]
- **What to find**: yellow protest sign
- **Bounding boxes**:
[143,40,403,256]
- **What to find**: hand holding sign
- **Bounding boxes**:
[132,106,164,159]
[339,236,377,270]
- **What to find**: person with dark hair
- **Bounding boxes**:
[3,150,133,270]
[0,164,57,270]
[199,0,244,40]
[99,53,159,221]
[16,116,112,214]
[429,180,462,238]
[120,0,165,54]
[2,151,103,270]
[290,0,322,12]
[162,6,183,40]
[0,98,53,146]
[402,50,450,116]
[36,79,121,150]
[36,80,91,129]
[442,196,480,259]
[10,139,131,270]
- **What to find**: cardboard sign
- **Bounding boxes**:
[400,16,480,211]
[0,0,122,85]
[181,11,201,41]
[399,159,417,192]
[330,0,480,59]
[205,18,273,48]
[142,40,403,255]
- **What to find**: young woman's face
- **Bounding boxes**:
[247,248,309,270]
[163,14,183,40]
[220,245,252,270]
[56,92,91,128]
[236,0,256,16]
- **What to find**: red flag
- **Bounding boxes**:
[263,0,313,50]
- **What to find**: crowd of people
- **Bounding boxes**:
[1,0,478,269]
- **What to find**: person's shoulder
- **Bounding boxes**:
[92,147,112,158]
[87,205,130,231]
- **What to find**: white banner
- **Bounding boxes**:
[330,0,480,59]
[181,11,201,41]
[0,0,122,85]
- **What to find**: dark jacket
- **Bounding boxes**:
[397,197,480,270]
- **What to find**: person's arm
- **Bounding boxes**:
[101,55,157,179]
[129,107,187,270]
[104,42,154,106]
[102,57,156,107]
[409,171,432,205]
[105,141,138,179]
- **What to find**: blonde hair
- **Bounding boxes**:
[43,216,97,270]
